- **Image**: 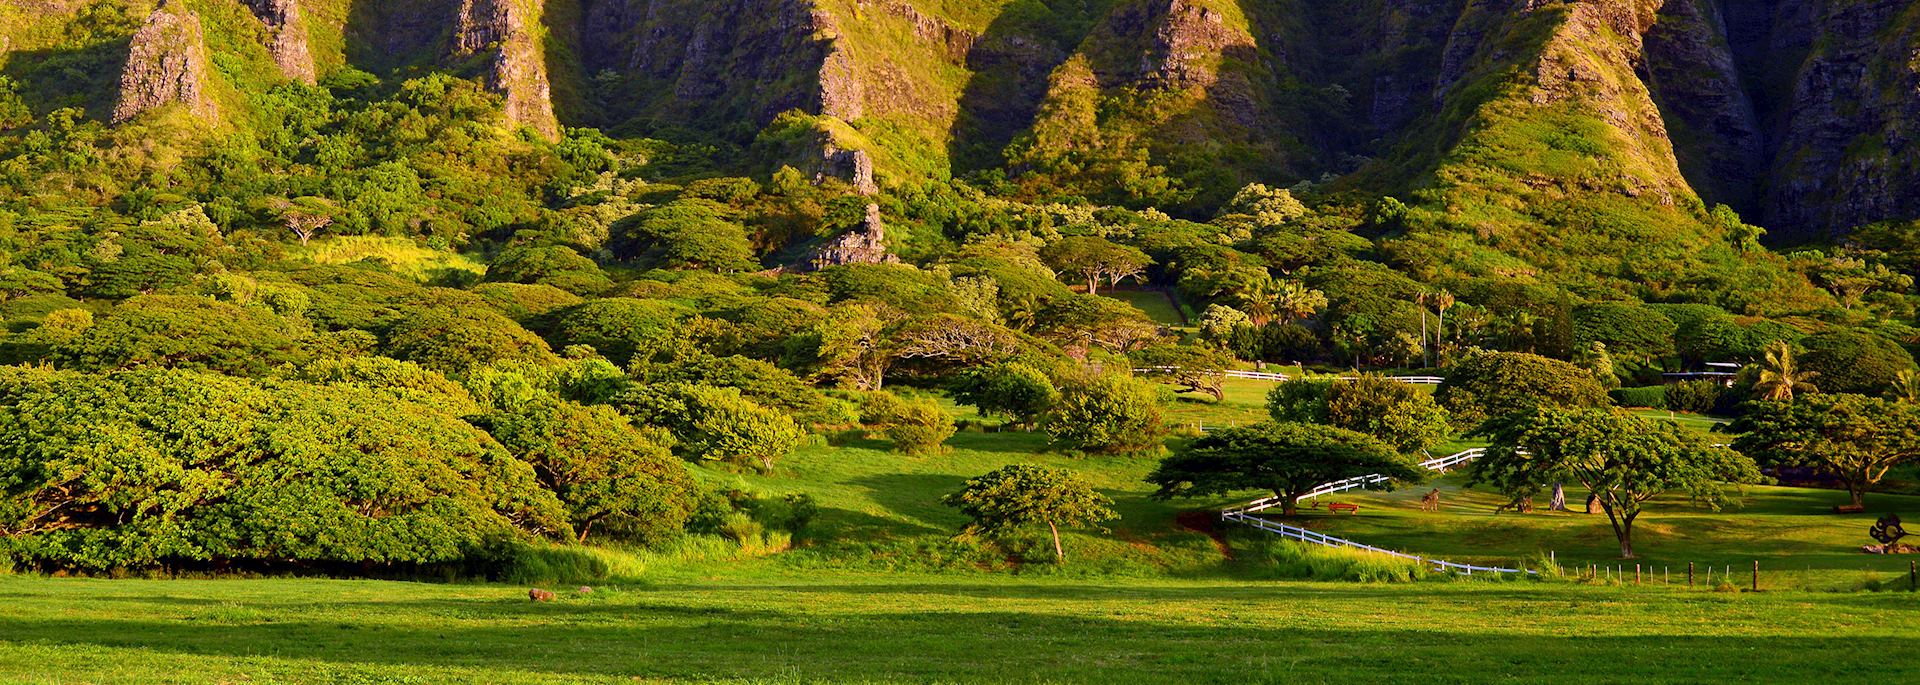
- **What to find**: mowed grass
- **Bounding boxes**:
[1291,473,1920,590]
[1102,289,1187,326]
[0,571,1916,684]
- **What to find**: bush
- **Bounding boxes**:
[1800,329,1916,395]
[1664,380,1724,414]
[861,391,956,455]
[614,382,804,472]
[1609,385,1666,408]
[1266,379,1332,422]
[1045,373,1168,455]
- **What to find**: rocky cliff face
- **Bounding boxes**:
[113,1,217,124]
[585,0,853,126]
[454,0,561,140]
[243,0,316,84]
[1759,0,1920,241]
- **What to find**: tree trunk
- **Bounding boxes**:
[1282,497,1298,517]
[1048,520,1064,563]
[1850,484,1866,508]
[576,520,595,543]
[1615,512,1636,559]
[1087,275,1098,295]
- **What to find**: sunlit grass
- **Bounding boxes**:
[293,236,487,282]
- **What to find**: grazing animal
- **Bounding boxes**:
[1420,488,1442,512]
[1494,495,1534,515]
[577,586,594,594]
[529,588,557,602]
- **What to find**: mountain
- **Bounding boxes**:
[0,0,1914,291]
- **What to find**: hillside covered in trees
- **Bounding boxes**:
[0,0,1917,574]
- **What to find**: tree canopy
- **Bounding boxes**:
[1149,422,1424,516]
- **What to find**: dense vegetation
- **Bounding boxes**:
[0,0,1916,586]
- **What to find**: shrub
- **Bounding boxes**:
[1609,385,1666,408]
[1799,329,1916,395]
[1044,373,1168,455]
[1664,380,1724,414]
[614,383,804,472]
[1267,378,1332,423]
[861,391,956,455]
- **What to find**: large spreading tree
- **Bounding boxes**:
[1471,407,1761,558]
[1731,394,1920,508]
[1148,422,1424,516]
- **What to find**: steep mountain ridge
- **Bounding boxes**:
[0,0,1913,278]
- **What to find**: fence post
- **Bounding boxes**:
[1635,564,1641,585]
[1912,560,1917,591]
[1752,560,1759,592]
[1688,562,1694,587]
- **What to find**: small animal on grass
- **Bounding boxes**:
[577,586,594,595]
[1494,495,1534,515]
[529,588,557,602]
[1420,488,1442,512]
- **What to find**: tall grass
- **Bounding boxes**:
[295,236,486,283]
[500,535,778,586]
[1239,538,1430,583]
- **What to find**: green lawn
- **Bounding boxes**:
[1,571,1915,683]
[1102,289,1187,326]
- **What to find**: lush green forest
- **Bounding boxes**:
[2,1,1920,681]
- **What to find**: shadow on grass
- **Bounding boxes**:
[4,588,1917,682]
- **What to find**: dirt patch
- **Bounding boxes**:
[1176,511,1233,560]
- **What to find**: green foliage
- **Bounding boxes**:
[542,298,692,368]
[50,295,304,376]
[614,382,804,472]
[617,200,759,273]
[1572,302,1675,363]
[951,361,1060,427]
[1472,407,1761,558]
[861,391,957,455]
[485,245,612,295]
[1039,236,1151,294]
[1731,394,1920,507]
[0,367,569,570]
[1608,385,1666,409]
[1149,422,1424,516]
[1044,373,1167,456]
[483,398,698,543]
[1663,380,1725,414]
[1132,343,1231,401]
[1798,329,1915,395]
[383,307,558,375]
[1322,376,1453,455]
[1266,379,1332,423]
[1436,352,1608,430]
[942,464,1116,563]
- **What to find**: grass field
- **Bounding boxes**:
[2,571,1916,684]
[1103,289,1187,327]
[9,376,1917,683]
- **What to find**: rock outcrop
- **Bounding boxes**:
[243,0,316,84]
[818,144,877,196]
[805,204,898,270]
[454,0,560,140]
[113,1,217,124]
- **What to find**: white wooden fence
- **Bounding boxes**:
[1221,447,1537,575]
[1136,368,1445,385]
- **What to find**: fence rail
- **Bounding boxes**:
[1224,511,1534,575]
[1135,368,1444,385]
[1220,447,1535,575]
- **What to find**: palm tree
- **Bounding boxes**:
[1892,369,1920,404]
[1272,280,1327,325]
[1755,342,1818,401]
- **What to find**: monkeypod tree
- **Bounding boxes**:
[1040,236,1151,295]
[1731,394,1920,509]
[1149,423,1423,516]
[943,464,1116,563]
[1471,407,1761,558]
